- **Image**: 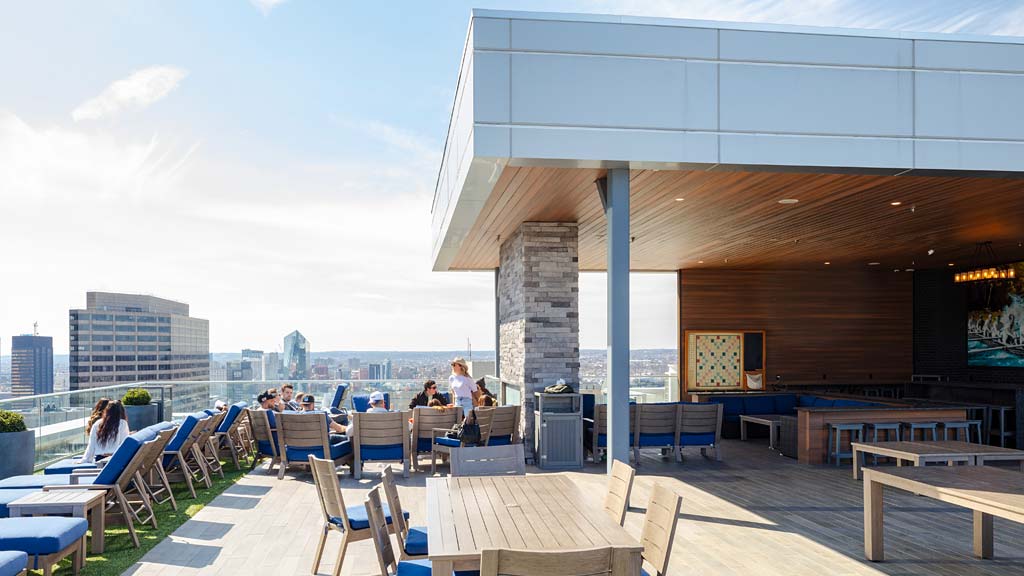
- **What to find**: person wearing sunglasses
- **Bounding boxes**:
[408,379,440,409]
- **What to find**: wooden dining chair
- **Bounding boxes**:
[479,547,636,576]
[364,487,435,575]
[640,484,682,576]
[380,465,428,560]
[603,460,636,526]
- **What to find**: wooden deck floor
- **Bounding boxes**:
[121,440,1024,576]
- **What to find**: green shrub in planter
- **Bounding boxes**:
[122,388,152,406]
[0,410,27,433]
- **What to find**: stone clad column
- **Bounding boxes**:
[498,222,580,460]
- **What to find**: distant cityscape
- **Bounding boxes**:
[0,290,677,400]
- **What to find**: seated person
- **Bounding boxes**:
[475,378,495,405]
[479,395,497,407]
[257,390,277,410]
[214,399,228,412]
[366,390,389,413]
[82,400,130,464]
[299,393,349,440]
[280,384,301,411]
[428,397,445,409]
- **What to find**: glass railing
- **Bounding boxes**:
[485,376,679,405]
[0,379,434,471]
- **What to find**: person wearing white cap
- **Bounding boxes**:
[214,400,227,412]
[448,357,478,417]
[366,390,389,413]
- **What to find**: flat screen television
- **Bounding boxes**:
[966,261,1024,368]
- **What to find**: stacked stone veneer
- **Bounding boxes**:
[498,222,580,459]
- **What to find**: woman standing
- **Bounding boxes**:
[448,357,478,417]
[81,400,130,464]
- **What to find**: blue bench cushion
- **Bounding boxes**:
[404,526,428,555]
[679,432,716,446]
[0,550,27,576]
[743,395,775,415]
[812,397,835,408]
[332,503,409,531]
[0,490,40,519]
[217,402,248,434]
[416,438,433,453]
[434,437,460,448]
[396,559,433,576]
[359,444,404,461]
[0,517,88,555]
[797,395,818,407]
[285,440,351,462]
[44,459,98,476]
[595,434,635,448]
[637,433,675,447]
[773,394,797,414]
[488,435,512,446]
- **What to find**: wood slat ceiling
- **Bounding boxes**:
[449,167,1024,271]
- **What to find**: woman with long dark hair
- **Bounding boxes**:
[85,397,110,434]
[81,400,130,463]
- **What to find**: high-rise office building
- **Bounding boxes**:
[69,292,209,390]
[12,334,53,396]
[367,360,392,380]
[263,352,281,381]
[348,358,360,371]
[241,349,264,381]
[282,330,310,380]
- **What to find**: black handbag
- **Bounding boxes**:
[446,410,482,446]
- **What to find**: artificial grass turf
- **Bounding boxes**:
[49,462,249,576]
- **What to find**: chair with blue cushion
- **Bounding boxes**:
[307,456,408,576]
[248,409,281,474]
[214,401,252,470]
[480,547,631,576]
[678,402,723,461]
[276,411,352,479]
[485,405,520,447]
[161,411,213,498]
[640,484,682,576]
[364,487,438,576]
[381,465,428,560]
[584,404,637,463]
[196,411,227,481]
[409,407,460,473]
[353,392,391,413]
[0,517,87,576]
[329,383,349,415]
[353,411,410,480]
[634,403,679,464]
[132,424,180,513]
[431,407,495,474]
[0,550,27,576]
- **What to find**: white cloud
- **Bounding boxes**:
[249,0,287,16]
[71,66,188,122]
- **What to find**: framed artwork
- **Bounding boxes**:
[684,330,767,392]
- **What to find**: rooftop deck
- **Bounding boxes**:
[122,439,1024,576]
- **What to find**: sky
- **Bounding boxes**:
[1,0,1022,355]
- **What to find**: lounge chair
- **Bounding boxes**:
[162,411,213,498]
[364,487,435,576]
[214,401,252,470]
[678,402,723,461]
[307,456,407,576]
[197,410,227,481]
[276,411,352,479]
[431,407,494,474]
[640,484,682,576]
[248,409,281,473]
[634,403,679,464]
[134,425,180,512]
[352,411,410,480]
[329,384,349,416]
[409,407,460,472]
[0,550,27,576]
[0,517,86,576]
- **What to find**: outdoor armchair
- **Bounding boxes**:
[409,406,460,472]
[352,411,410,480]
[276,411,352,479]
[678,402,724,462]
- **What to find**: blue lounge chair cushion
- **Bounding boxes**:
[773,394,797,414]
[331,384,348,410]
[43,459,99,475]
[396,559,434,576]
[434,437,460,448]
[0,490,40,519]
[332,503,409,531]
[743,395,775,415]
[203,409,218,416]
[216,402,248,434]
[95,426,155,486]
[359,444,404,461]
[404,526,429,555]
[285,440,352,462]
[0,550,27,576]
[0,475,73,490]
[637,433,675,447]
[488,435,512,446]
[0,517,88,555]
[679,432,716,446]
[416,438,433,453]
[163,411,210,466]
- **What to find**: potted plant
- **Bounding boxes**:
[0,410,34,479]
[122,388,158,430]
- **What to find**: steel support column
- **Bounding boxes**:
[604,168,630,472]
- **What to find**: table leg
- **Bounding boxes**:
[852,448,861,480]
[740,420,747,441]
[974,510,993,559]
[432,560,454,576]
[864,476,884,561]
[769,424,777,450]
[92,500,105,554]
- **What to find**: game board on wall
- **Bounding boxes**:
[686,332,744,390]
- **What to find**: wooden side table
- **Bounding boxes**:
[8,489,107,553]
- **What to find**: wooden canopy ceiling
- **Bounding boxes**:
[448,167,1024,272]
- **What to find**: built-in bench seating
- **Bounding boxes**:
[583,400,723,463]
[698,393,885,438]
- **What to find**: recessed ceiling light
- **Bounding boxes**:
[868,262,881,266]
[697,260,704,264]
[824,261,831,265]
[674,197,684,202]
[890,201,902,206]
[948,263,955,267]
[905,268,915,272]
[894,269,900,272]
[927,249,935,256]
[778,199,799,205]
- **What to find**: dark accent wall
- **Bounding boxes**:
[679,269,913,384]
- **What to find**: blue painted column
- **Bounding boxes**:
[605,168,630,472]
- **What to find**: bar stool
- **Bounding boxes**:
[867,422,901,464]
[827,423,864,467]
[905,422,938,441]
[966,420,984,443]
[940,421,971,442]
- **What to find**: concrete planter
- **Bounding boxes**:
[0,430,35,479]
[125,403,159,430]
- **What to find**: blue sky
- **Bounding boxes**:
[1,0,1021,354]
